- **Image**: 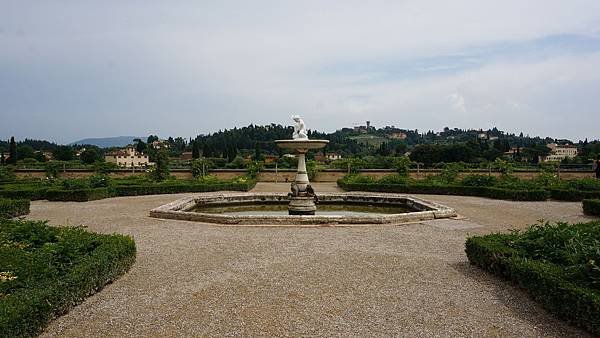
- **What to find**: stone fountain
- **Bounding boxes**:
[275,115,328,215]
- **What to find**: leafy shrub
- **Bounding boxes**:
[564,178,600,191]
[89,174,111,188]
[341,174,375,184]
[246,161,264,179]
[191,158,214,178]
[493,158,515,175]
[0,199,30,218]
[0,219,136,337]
[0,167,16,182]
[44,162,61,179]
[438,162,464,184]
[583,199,600,216]
[61,178,90,190]
[392,156,411,177]
[465,221,600,334]
[378,174,411,185]
[461,175,497,187]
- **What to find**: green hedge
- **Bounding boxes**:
[465,222,600,335]
[0,188,47,201]
[114,181,255,197]
[0,180,256,202]
[45,188,113,202]
[550,189,600,202]
[583,199,600,216]
[338,180,549,201]
[0,219,136,337]
[0,199,30,218]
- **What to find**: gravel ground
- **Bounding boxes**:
[27,183,598,337]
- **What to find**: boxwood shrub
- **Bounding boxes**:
[0,199,30,218]
[338,180,549,201]
[0,219,136,337]
[465,221,600,335]
[549,189,600,202]
[583,199,600,216]
[0,179,256,202]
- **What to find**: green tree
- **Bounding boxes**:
[134,138,147,153]
[34,151,48,162]
[53,145,75,161]
[80,148,100,164]
[192,141,200,159]
[191,158,214,178]
[16,145,35,160]
[392,156,412,177]
[8,137,17,164]
[253,142,263,161]
[148,149,170,181]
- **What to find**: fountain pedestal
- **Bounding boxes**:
[275,139,329,215]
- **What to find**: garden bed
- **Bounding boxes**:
[0,176,256,202]
[465,221,600,335]
[0,199,30,219]
[0,219,136,337]
[583,199,600,216]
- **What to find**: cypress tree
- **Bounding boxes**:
[9,137,17,164]
[192,141,200,159]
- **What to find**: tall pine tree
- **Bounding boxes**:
[8,137,17,164]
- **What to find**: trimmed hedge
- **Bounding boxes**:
[45,188,113,202]
[550,189,600,202]
[0,219,136,337]
[466,223,600,335]
[0,180,256,202]
[583,199,600,216]
[114,181,255,197]
[338,180,549,201]
[0,199,30,218]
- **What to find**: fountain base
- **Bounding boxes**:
[288,196,317,215]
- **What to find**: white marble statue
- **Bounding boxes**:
[291,115,308,139]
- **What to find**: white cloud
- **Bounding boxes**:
[1,1,600,142]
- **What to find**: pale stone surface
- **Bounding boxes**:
[150,192,455,225]
[29,187,597,337]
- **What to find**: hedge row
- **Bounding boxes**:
[549,189,600,202]
[337,180,549,201]
[0,219,136,337]
[114,182,255,196]
[0,199,30,218]
[583,199,600,216]
[0,180,256,202]
[465,234,600,335]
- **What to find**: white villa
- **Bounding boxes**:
[104,147,151,168]
[541,143,578,162]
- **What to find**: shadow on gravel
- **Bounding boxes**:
[450,261,592,338]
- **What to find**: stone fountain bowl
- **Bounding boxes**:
[149,192,457,226]
[274,139,329,150]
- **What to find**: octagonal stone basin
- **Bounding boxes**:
[150,193,457,226]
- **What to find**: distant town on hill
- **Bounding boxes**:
[1,122,599,167]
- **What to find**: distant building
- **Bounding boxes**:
[504,147,520,160]
[388,132,407,140]
[326,153,342,161]
[151,140,170,150]
[541,143,578,162]
[105,147,151,168]
[353,121,373,133]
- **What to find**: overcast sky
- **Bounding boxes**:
[1,1,600,143]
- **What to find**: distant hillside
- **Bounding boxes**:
[69,136,142,148]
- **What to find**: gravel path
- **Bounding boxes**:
[27,183,597,337]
